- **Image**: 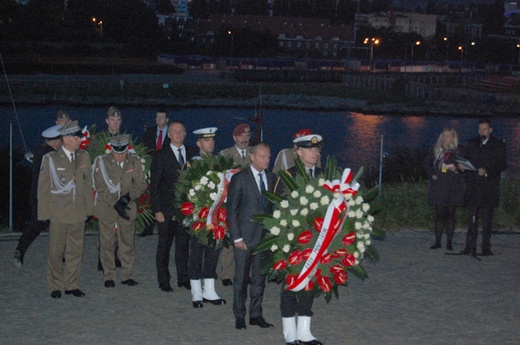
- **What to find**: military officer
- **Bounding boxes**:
[189,127,226,308]
[38,120,93,299]
[55,110,71,126]
[218,123,252,286]
[273,128,322,174]
[93,135,147,288]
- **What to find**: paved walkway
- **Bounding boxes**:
[1,230,519,345]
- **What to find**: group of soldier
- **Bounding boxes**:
[13,106,325,345]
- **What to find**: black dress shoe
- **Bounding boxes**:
[160,284,173,292]
[13,249,23,269]
[104,280,115,288]
[121,279,139,286]
[65,289,85,297]
[249,316,274,328]
[446,243,453,251]
[192,301,204,308]
[286,342,300,345]
[51,290,61,299]
[481,249,493,256]
[300,340,322,345]
[235,318,246,329]
[177,281,191,290]
[430,243,441,249]
[460,248,476,255]
[203,297,226,305]
[222,279,233,286]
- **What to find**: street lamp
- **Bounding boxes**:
[517,43,520,65]
[92,17,103,35]
[227,30,234,58]
[364,37,380,72]
[443,37,449,61]
[411,40,421,61]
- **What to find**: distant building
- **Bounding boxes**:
[357,12,437,38]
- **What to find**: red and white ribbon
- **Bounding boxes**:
[287,168,360,292]
[206,168,241,226]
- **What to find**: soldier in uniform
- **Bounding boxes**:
[14,124,62,268]
[189,127,226,308]
[273,128,322,174]
[93,135,147,288]
[55,110,71,126]
[218,123,252,286]
[275,134,324,345]
[38,121,93,298]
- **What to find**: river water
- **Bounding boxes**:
[2,106,519,178]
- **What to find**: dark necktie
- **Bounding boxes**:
[156,130,163,151]
[241,150,245,159]
[178,148,185,167]
[258,172,266,206]
[70,153,74,163]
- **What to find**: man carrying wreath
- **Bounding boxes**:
[275,133,324,345]
[189,127,226,308]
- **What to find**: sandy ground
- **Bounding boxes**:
[1,230,519,345]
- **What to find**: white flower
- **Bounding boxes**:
[189,189,196,196]
[287,233,295,241]
[206,171,213,176]
[356,232,363,239]
[280,200,289,209]
[141,158,146,164]
[333,192,340,199]
[354,252,359,258]
[300,196,308,205]
[310,202,319,210]
[362,203,370,212]
[280,220,287,227]
[217,172,224,179]
[355,196,363,205]
[208,181,216,189]
[356,209,364,219]
[292,219,300,227]
[355,222,362,230]
[313,190,321,198]
[300,208,309,216]
[320,196,330,206]
[200,176,209,185]
[105,149,110,154]
[209,192,217,201]
[282,244,290,253]
[344,193,353,200]
[366,239,372,246]
[357,241,366,253]
[305,185,314,194]
[141,164,146,172]
[348,210,356,218]
[271,244,278,251]
[364,233,370,240]
[194,184,201,191]
[270,226,281,235]
[291,190,299,198]
[347,199,356,207]
[273,210,281,219]
[318,178,325,186]
[362,221,370,229]
[290,209,298,216]
[367,215,375,223]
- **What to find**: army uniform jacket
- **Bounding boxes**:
[220,146,251,167]
[273,147,322,174]
[93,153,147,222]
[38,147,93,223]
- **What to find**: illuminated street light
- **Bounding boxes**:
[227,30,234,58]
[364,37,380,72]
[411,40,421,61]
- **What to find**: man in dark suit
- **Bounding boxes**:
[140,108,170,237]
[226,143,277,330]
[150,120,197,292]
[458,118,506,256]
[275,134,324,345]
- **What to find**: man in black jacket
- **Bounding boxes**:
[459,118,506,256]
[150,120,197,292]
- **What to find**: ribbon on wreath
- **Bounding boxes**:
[80,126,91,150]
[287,168,360,292]
[206,168,241,227]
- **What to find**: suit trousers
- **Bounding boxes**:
[47,221,85,291]
[280,290,315,317]
[219,246,234,280]
[466,206,494,251]
[156,218,190,287]
[233,247,267,319]
[99,217,136,282]
[188,236,220,280]
[16,210,47,256]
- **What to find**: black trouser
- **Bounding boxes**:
[156,218,190,287]
[433,205,456,245]
[233,247,267,320]
[280,290,314,317]
[465,206,494,252]
[16,214,47,256]
[188,236,220,280]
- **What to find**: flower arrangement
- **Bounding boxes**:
[253,158,383,302]
[175,155,238,248]
[84,127,154,230]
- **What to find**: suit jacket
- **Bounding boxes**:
[463,135,506,208]
[37,147,93,223]
[93,153,147,222]
[150,144,197,217]
[143,125,170,154]
[226,166,277,248]
[220,146,251,167]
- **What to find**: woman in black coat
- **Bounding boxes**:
[422,127,465,250]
